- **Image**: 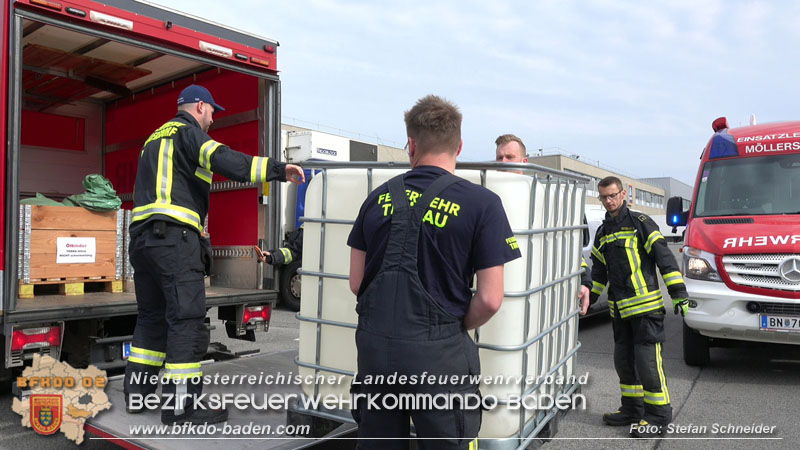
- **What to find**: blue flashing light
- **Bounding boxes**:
[672,215,679,224]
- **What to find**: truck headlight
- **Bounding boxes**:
[683,247,722,282]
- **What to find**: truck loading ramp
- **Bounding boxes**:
[84,350,353,450]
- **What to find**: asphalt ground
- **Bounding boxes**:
[2,244,799,449]
[540,243,800,450]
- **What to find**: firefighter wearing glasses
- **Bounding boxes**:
[124,84,304,425]
[589,176,688,438]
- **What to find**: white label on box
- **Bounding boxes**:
[56,237,96,264]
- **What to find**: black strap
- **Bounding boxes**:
[381,172,463,271]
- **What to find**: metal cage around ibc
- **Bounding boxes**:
[291,161,589,449]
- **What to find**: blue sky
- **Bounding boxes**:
[167,0,799,186]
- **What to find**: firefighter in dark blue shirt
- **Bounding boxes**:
[124,85,304,425]
[348,95,521,449]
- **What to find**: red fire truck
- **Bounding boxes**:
[1,0,287,383]
[667,117,800,365]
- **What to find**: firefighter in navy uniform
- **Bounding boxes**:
[123,85,304,425]
[348,96,520,449]
[589,176,689,438]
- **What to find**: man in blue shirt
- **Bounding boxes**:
[348,95,521,449]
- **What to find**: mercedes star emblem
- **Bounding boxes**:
[778,256,800,284]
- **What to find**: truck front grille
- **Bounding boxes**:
[722,254,800,292]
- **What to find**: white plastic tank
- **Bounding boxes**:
[297,167,584,438]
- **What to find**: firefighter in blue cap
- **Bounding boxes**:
[124,84,304,425]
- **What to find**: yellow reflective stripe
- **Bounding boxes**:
[129,346,165,367]
[624,238,645,296]
[164,362,203,379]
[195,167,213,184]
[620,384,644,397]
[662,271,685,287]
[280,248,292,264]
[165,139,174,204]
[620,300,664,318]
[633,238,648,295]
[581,257,588,269]
[617,290,663,309]
[165,362,201,369]
[250,156,270,182]
[129,353,164,366]
[599,230,637,246]
[644,230,664,253]
[153,139,175,204]
[468,438,478,450]
[155,139,167,203]
[131,203,203,232]
[656,342,670,404]
[644,390,669,405]
[199,140,222,169]
[591,246,606,265]
[591,281,605,295]
[130,346,165,358]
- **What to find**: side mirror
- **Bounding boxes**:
[666,196,689,228]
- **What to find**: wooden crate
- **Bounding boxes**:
[19,205,125,296]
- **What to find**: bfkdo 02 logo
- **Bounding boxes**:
[30,394,62,435]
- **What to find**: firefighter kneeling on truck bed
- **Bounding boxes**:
[589,176,689,438]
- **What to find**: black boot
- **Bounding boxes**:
[603,409,641,426]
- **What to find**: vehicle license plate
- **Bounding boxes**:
[760,315,800,332]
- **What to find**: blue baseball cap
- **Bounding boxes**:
[177,84,225,112]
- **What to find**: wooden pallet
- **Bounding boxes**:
[18,277,123,299]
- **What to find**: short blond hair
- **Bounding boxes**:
[495,134,527,158]
[404,95,462,155]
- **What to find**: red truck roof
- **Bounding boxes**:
[16,0,278,75]
[704,120,800,161]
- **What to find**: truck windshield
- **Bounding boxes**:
[694,153,800,217]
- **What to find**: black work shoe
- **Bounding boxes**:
[161,401,228,425]
[630,419,665,438]
[603,410,641,426]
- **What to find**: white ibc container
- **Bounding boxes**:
[298,168,405,400]
[297,167,584,439]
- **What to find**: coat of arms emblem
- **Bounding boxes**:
[30,394,62,435]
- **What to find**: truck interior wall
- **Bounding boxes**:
[19,102,103,197]
[104,69,261,245]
